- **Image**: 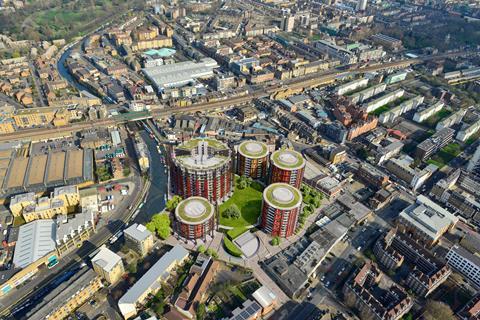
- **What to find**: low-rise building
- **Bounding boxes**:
[118,245,189,319]
[356,163,389,188]
[124,223,155,257]
[26,267,103,320]
[385,156,437,191]
[343,261,413,320]
[373,229,451,297]
[92,246,125,285]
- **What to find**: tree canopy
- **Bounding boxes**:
[423,300,455,320]
[146,212,172,239]
[165,195,182,212]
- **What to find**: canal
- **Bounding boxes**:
[134,130,168,224]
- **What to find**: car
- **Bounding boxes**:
[320,275,325,281]
[325,281,330,287]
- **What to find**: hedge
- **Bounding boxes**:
[223,237,242,257]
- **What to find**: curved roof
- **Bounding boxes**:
[263,183,302,210]
[175,196,214,225]
[238,140,268,159]
[271,149,305,171]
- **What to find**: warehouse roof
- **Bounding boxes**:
[13,220,56,268]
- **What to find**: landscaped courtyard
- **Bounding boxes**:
[219,177,264,228]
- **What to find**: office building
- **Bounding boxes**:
[236,140,269,180]
[10,185,80,222]
[445,245,480,288]
[260,183,302,238]
[124,223,154,257]
[169,138,233,204]
[26,268,103,320]
[371,34,402,51]
[398,195,458,246]
[174,197,215,240]
[415,127,454,161]
[118,245,189,319]
[92,246,125,284]
[269,149,305,188]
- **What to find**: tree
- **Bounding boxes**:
[146,212,172,239]
[222,204,241,219]
[196,303,206,320]
[165,195,182,211]
[357,148,369,160]
[271,236,281,246]
[206,248,218,258]
[197,244,206,254]
[423,300,455,320]
[127,262,137,274]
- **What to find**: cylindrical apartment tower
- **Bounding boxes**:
[170,138,233,203]
[260,183,302,238]
[175,196,215,240]
[269,149,306,188]
[237,140,269,179]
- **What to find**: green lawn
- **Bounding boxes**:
[369,105,390,116]
[424,109,452,128]
[219,181,264,228]
[427,143,463,168]
[227,227,249,240]
[223,237,242,257]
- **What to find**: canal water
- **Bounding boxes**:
[135,130,168,224]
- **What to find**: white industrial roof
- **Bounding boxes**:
[142,58,218,89]
[13,220,56,268]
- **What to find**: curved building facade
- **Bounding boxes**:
[269,149,306,188]
[236,140,269,179]
[175,197,215,240]
[260,183,302,238]
[170,138,233,203]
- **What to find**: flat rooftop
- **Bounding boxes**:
[271,149,305,171]
[238,140,268,159]
[175,197,214,224]
[263,183,302,210]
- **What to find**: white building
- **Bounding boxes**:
[379,95,424,124]
[446,245,480,288]
[413,101,444,123]
[362,89,405,113]
[335,78,369,96]
[456,119,480,142]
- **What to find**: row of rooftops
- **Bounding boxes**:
[0,148,93,197]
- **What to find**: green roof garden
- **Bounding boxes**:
[271,149,305,170]
[178,138,228,151]
[263,183,302,209]
[175,197,214,224]
[238,140,268,158]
